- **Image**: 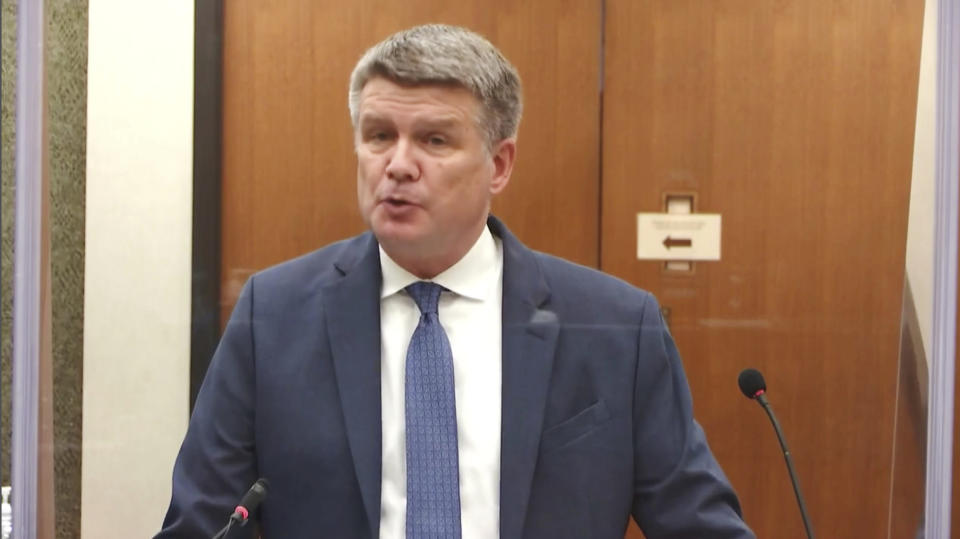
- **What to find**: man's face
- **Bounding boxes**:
[355,77,515,277]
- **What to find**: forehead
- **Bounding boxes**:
[357,77,481,124]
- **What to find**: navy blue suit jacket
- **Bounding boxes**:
[157,217,754,538]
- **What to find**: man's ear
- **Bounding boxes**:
[489,138,517,195]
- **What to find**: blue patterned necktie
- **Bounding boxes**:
[405,281,462,538]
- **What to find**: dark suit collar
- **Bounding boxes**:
[488,216,559,539]
[331,231,378,276]
[324,232,383,539]
[487,215,551,318]
[324,218,559,539]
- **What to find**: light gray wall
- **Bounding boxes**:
[81,1,193,537]
[906,0,938,368]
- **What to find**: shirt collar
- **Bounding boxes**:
[379,225,501,301]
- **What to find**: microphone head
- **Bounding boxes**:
[738,368,767,399]
[238,478,270,513]
[251,478,269,496]
[229,478,271,526]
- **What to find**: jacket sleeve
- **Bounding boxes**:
[631,293,756,539]
[154,279,260,539]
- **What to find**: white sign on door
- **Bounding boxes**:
[636,213,722,261]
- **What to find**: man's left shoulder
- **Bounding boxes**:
[531,251,658,316]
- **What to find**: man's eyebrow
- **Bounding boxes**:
[357,114,465,131]
[412,116,463,131]
[357,113,391,127]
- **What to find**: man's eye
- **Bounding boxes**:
[426,135,447,146]
[364,130,391,143]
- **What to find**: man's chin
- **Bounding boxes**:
[370,219,427,247]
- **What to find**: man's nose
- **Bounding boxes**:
[385,138,419,182]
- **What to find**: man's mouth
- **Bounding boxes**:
[382,196,414,208]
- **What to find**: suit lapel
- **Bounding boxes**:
[323,234,383,539]
[319,220,558,539]
[491,217,559,539]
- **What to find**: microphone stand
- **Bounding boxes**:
[211,520,233,539]
[757,393,815,539]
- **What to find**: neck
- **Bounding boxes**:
[382,221,486,279]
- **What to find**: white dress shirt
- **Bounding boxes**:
[379,225,504,539]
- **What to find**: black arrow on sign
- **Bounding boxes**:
[663,236,692,249]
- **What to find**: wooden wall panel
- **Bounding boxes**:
[220,0,602,325]
[603,1,923,537]
[222,0,927,536]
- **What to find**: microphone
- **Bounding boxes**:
[738,369,815,539]
[211,478,270,539]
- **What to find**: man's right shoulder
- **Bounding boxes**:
[248,231,375,291]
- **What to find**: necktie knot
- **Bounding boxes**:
[406,281,444,316]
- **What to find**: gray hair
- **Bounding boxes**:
[348,24,523,147]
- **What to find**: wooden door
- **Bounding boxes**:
[220,0,926,537]
[602,1,924,537]
[220,0,602,326]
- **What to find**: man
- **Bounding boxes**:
[157,24,755,539]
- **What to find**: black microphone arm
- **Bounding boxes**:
[738,368,814,539]
[754,392,815,539]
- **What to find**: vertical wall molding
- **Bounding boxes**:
[926,0,960,536]
[191,0,224,410]
[12,0,53,536]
